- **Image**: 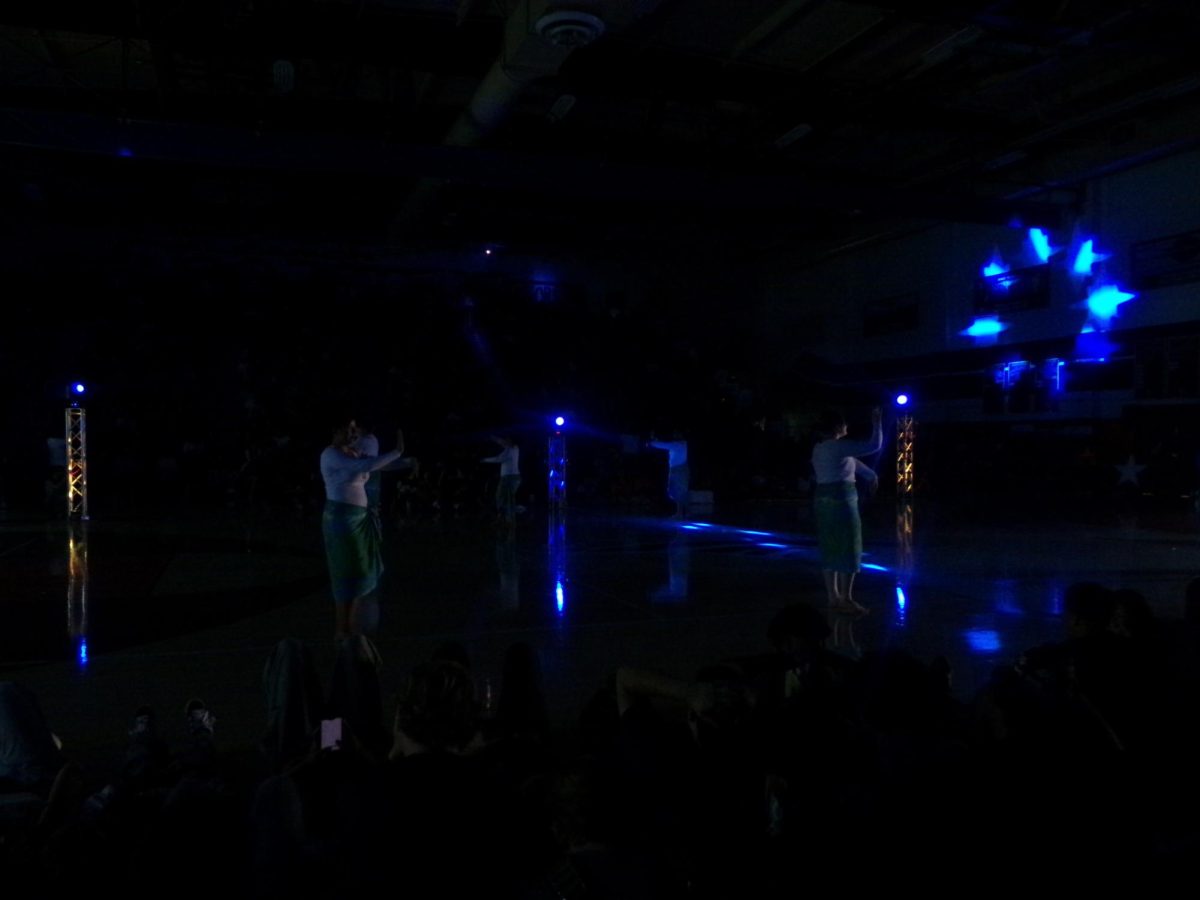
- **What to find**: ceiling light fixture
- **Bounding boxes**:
[534,10,606,48]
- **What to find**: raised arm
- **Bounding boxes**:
[843,407,883,456]
[866,407,882,451]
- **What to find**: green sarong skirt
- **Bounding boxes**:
[322,500,382,605]
[814,481,862,574]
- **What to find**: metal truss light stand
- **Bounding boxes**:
[66,405,88,520]
[896,414,914,498]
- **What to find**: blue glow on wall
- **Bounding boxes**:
[1028,228,1056,263]
[981,256,1016,291]
[1074,331,1116,362]
[1072,238,1109,275]
[994,360,1031,388]
[964,629,1002,654]
[982,253,1009,280]
[963,316,1007,337]
[1044,359,1065,392]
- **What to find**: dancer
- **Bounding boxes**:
[481,434,521,532]
[320,418,410,639]
[811,407,882,614]
[647,429,689,518]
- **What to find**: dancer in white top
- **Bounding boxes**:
[482,434,521,532]
[321,418,409,639]
[810,407,881,614]
[648,430,689,518]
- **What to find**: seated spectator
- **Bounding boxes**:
[326,634,389,764]
[601,663,765,899]
[378,659,528,895]
[0,681,68,797]
[0,681,79,864]
[259,638,324,776]
[495,640,550,744]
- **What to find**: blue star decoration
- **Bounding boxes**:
[1115,455,1146,485]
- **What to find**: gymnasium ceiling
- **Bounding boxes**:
[2,1,1199,268]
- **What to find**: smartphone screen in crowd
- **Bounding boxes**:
[320,717,343,750]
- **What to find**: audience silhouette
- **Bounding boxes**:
[7,578,1200,894]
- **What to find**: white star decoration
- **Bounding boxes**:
[1115,455,1146,485]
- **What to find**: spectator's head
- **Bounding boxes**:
[1063,581,1117,638]
[392,660,479,755]
[1111,587,1153,640]
[1185,577,1200,631]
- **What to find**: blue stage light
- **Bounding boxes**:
[554,416,565,427]
[72,383,86,395]
[895,393,909,407]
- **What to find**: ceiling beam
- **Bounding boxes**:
[0,105,1068,231]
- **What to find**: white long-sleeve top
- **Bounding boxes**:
[811,421,882,484]
[483,445,520,477]
[320,446,405,506]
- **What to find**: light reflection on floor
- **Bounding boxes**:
[3,498,1198,712]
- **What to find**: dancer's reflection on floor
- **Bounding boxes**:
[495,531,519,611]
[650,534,690,604]
[827,608,861,660]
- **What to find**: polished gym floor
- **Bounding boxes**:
[3,491,1197,776]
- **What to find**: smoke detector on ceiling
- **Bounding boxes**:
[534,10,606,48]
